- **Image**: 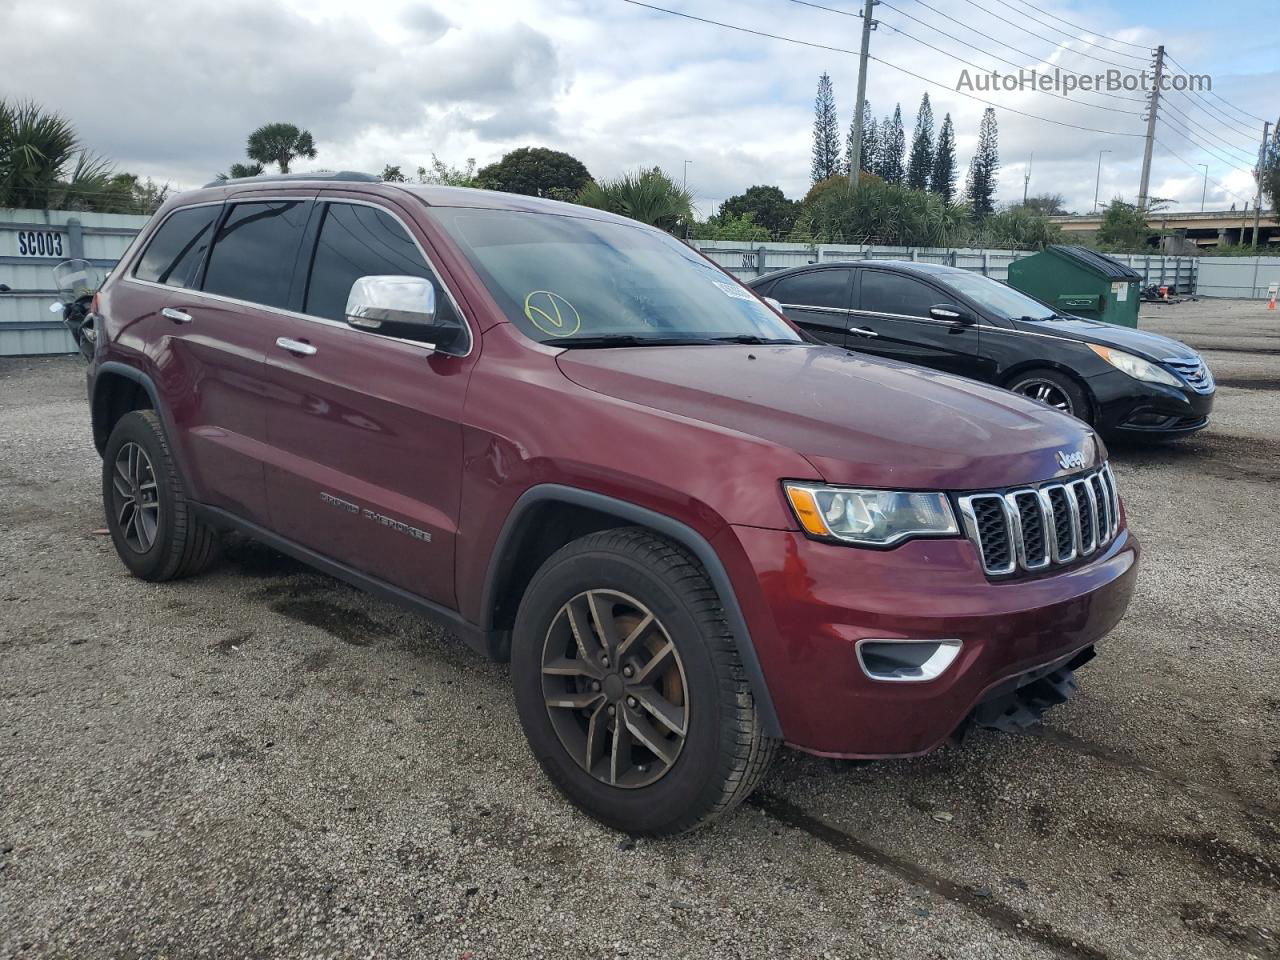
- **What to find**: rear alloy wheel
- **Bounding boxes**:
[512,527,778,835]
[1008,369,1091,423]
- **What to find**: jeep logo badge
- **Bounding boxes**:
[1056,450,1086,470]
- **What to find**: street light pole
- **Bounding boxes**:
[683,159,692,191]
[1198,164,1208,212]
[1094,150,1111,212]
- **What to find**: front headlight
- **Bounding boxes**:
[783,483,958,546]
[1087,344,1182,387]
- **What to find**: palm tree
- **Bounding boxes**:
[245,123,317,174]
[576,168,693,233]
[214,162,265,183]
[0,99,112,209]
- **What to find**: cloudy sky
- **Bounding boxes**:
[2,0,1274,217]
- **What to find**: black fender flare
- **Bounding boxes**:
[90,362,182,466]
[481,484,782,738]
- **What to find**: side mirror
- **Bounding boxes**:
[345,275,464,349]
[929,303,974,324]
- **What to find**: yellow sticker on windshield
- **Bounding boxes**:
[524,290,582,338]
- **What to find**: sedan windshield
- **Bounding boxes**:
[940,271,1056,321]
[427,208,802,346]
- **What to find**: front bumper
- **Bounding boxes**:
[718,525,1138,758]
[1089,368,1214,438]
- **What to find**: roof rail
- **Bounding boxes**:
[202,170,381,189]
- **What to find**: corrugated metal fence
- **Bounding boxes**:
[0,207,150,356]
[692,240,1202,294]
[1194,256,1280,299]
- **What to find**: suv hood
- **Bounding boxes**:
[557,344,1102,490]
[1019,316,1199,362]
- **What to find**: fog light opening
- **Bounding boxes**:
[856,639,962,683]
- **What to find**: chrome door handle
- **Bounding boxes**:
[275,337,317,356]
[161,307,192,324]
[850,326,879,338]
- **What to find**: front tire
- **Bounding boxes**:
[102,410,219,581]
[1008,368,1092,424]
[511,527,778,835]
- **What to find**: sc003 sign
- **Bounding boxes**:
[15,230,66,258]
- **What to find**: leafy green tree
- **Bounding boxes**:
[1258,123,1280,213]
[878,105,905,185]
[477,146,592,198]
[1018,192,1068,216]
[691,212,771,242]
[417,154,480,187]
[965,107,999,218]
[931,113,957,202]
[214,162,264,183]
[799,176,970,246]
[906,94,934,191]
[1094,198,1154,249]
[860,114,881,178]
[974,207,1062,249]
[380,164,407,182]
[576,167,693,233]
[245,122,317,174]
[811,72,841,185]
[716,185,798,236]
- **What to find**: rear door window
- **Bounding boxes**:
[858,271,940,318]
[133,205,221,288]
[770,269,851,311]
[201,200,310,309]
[302,202,443,322]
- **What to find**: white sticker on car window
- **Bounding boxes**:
[713,280,754,301]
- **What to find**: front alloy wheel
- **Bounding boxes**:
[541,589,688,788]
[1012,377,1074,415]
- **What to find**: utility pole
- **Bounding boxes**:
[1094,149,1111,212]
[1023,153,1033,205]
[848,0,878,187]
[1252,120,1270,250]
[1137,44,1165,210]
[1198,164,1208,212]
[683,159,693,192]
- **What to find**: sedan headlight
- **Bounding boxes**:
[784,483,958,546]
[1087,344,1182,387]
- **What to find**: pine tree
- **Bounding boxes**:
[879,105,906,185]
[862,114,881,177]
[931,113,957,202]
[810,73,842,184]
[906,93,935,191]
[965,107,1000,217]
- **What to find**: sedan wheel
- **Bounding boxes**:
[1012,377,1075,415]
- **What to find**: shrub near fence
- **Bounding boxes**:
[692,240,1200,294]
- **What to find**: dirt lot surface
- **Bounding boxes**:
[1,299,1277,959]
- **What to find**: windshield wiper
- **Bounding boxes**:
[708,334,802,344]
[551,335,715,349]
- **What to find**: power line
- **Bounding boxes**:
[951,0,1147,71]
[1158,97,1262,160]
[993,0,1151,51]
[874,0,1149,103]
[1164,88,1264,143]
[876,17,1141,116]
[1162,51,1269,126]
[619,0,1147,137]
[1157,113,1260,178]
[1154,139,1252,205]
[971,0,1149,63]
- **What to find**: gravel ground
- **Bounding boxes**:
[1,299,1277,959]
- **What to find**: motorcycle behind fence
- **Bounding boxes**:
[50,259,103,361]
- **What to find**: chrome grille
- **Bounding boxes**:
[958,465,1121,577]
[1163,355,1214,394]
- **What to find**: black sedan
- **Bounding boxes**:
[748,260,1214,440]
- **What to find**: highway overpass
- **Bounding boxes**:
[1049,209,1279,249]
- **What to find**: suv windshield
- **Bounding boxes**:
[427,208,802,346]
[940,271,1056,321]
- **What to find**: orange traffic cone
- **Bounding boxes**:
[1269,293,1276,311]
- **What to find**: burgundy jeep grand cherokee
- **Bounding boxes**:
[85,173,1137,834]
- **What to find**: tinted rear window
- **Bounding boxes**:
[134,205,220,288]
[771,270,850,310]
[202,200,309,308]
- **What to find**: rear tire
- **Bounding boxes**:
[1007,368,1092,424]
[102,410,219,582]
[511,527,778,835]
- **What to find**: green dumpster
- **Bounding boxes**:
[1007,245,1142,328]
